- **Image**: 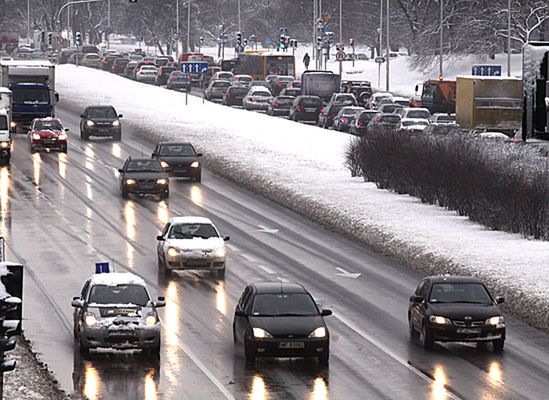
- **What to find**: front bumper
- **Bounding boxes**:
[84,126,120,137]
[164,165,201,178]
[124,182,168,195]
[166,253,225,271]
[430,324,506,343]
[81,325,160,350]
[32,139,67,151]
[250,337,329,358]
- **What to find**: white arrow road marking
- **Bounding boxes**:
[257,264,276,274]
[257,224,279,234]
[335,267,361,279]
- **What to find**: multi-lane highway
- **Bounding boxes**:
[3,104,549,399]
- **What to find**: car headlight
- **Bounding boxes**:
[429,316,451,325]
[85,313,97,327]
[156,178,168,185]
[309,327,327,338]
[485,316,504,326]
[0,141,10,148]
[9,121,16,129]
[125,178,136,185]
[253,328,272,339]
[191,161,200,168]
[213,246,226,258]
[145,314,157,326]
[160,161,169,169]
[32,133,41,140]
[86,120,95,126]
[58,133,67,141]
[167,247,180,257]
[112,120,120,127]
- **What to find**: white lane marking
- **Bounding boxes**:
[333,313,462,400]
[335,267,361,279]
[225,243,241,252]
[240,253,257,262]
[160,320,236,400]
[257,264,276,274]
[257,224,279,234]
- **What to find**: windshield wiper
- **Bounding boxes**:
[435,301,486,304]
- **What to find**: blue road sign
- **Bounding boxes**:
[181,62,208,74]
[95,262,110,274]
[472,65,502,76]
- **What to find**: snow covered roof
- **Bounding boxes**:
[90,272,146,287]
[170,216,213,225]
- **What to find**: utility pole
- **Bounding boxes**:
[439,0,443,79]
[176,0,179,59]
[67,1,70,42]
[313,0,317,62]
[237,0,241,32]
[507,0,511,76]
[339,0,343,86]
[27,0,30,45]
[378,0,383,89]
[107,0,111,49]
[385,0,390,91]
[187,0,191,52]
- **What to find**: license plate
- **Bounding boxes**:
[110,330,134,337]
[457,328,481,334]
[98,129,110,133]
[305,108,316,112]
[279,341,304,349]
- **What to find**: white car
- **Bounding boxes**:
[431,113,457,125]
[400,118,430,133]
[398,107,431,121]
[392,96,411,108]
[213,71,234,81]
[156,216,229,278]
[136,65,158,83]
[242,87,273,111]
[232,74,253,86]
[367,92,393,110]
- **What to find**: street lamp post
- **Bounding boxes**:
[386,0,390,91]
[378,0,383,89]
[107,0,110,49]
[339,0,343,86]
[187,0,191,52]
[237,0,241,32]
[439,0,443,79]
[27,0,30,45]
[176,0,179,59]
[507,0,511,76]
[313,0,317,62]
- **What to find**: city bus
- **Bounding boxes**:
[235,51,295,80]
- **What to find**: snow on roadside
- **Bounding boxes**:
[57,65,549,331]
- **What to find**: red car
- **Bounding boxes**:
[29,118,68,153]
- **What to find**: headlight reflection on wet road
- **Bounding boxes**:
[431,365,447,400]
[308,376,329,400]
[83,363,100,400]
[250,374,269,400]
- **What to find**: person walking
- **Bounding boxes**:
[303,52,311,69]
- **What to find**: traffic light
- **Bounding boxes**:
[199,36,204,44]
[39,31,45,43]
[243,38,248,47]
[316,36,322,51]
[47,33,52,46]
[279,35,287,50]
[236,31,242,46]
[75,31,82,46]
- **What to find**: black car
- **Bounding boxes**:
[270,76,294,96]
[152,142,202,182]
[408,276,506,352]
[118,157,169,199]
[166,71,191,91]
[267,95,294,116]
[223,86,249,107]
[366,113,401,133]
[332,106,364,132]
[156,66,177,86]
[350,110,378,136]
[233,282,331,365]
[80,105,122,141]
[317,103,344,129]
[289,96,322,122]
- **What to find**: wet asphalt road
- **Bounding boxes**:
[2,105,549,400]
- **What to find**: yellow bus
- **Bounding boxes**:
[235,51,296,80]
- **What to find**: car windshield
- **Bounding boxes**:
[162,68,176,74]
[436,115,455,122]
[218,73,233,80]
[407,110,431,119]
[429,283,493,304]
[237,76,252,82]
[329,105,344,115]
[34,120,63,131]
[229,87,248,95]
[213,82,230,88]
[342,108,360,116]
[125,160,163,172]
[87,108,117,118]
[158,144,195,156]
[300,97,321,106]
[277,77,293,83]
[88,284,149,306]
[0,116,7,130]
[359,112,376,122]
[285,90,300,96]
[381,105,401,113]
[251,293,319,316]
[168,223,218,239]
[380,115,401,123]
[254,91,271,97]
[12,88,49,106]
[275,97,293,104]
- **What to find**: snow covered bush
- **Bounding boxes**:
[349,128,549,239]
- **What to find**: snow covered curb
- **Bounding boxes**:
[56,65,549,333]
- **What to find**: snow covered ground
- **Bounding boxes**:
[56,64,549,332]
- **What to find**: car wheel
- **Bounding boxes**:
[318,349,329,366]
[194,175,201,183]
[215,267,225,279]
[61,145,68,154]
[114,132,122,141]
[79,338,90,357]
[121,187,129,199]
[158,255,172,277]
[144,345,161,358]
[493,339,504,353]
[160,190,169,199]
[409,320,419,342]
[420,323,434,350]
[233,325,238,345]
[244,338,256,363]
[30,145,36,154]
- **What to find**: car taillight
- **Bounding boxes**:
[274,103,279,107]
[358,120,365,126]
[376,115,381,121]
[170,77,175,81]
[248,96,253,101]
[320,108,324,113]
[340,117,349,123]
[296,106,302,112]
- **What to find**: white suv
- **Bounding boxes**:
[398,107,432,121]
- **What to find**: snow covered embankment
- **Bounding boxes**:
[57,65,549,332]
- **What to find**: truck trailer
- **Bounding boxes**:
[0,60,58,132]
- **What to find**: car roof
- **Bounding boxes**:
[90,272,146,287]
[33,117,61,122]
[169,216,214,225]
[427,275,484,284]
[158,141,193,147]
[404,107,429,112]
[252,282,308,294]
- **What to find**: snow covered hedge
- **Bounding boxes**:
[349,129,549,240]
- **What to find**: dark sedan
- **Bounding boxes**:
[289,96,322,122]
[166,72,191,91]
[80,105,122,141]
[156,66,177,86]
[152,142,202,182]
[223,86,249,107]
[408,276,506,352]
[119,157,169,199]
[333,106,364,132]
[233,282,331,365]
[267,95,294,116]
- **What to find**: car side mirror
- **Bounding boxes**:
[157,235,165,241]
[151,153,156,158]
[196,153,203,157]
[412,295,424,303]
[80,114,85,118]
[235,309,246,317]
[118,168,124,173]
[55,92,59,102]
[64,128,69,132]
[414,84,419,93]
[321,309,332,316]
[223,236,230,241]
[71,298,83,308]
[155,297,166,308]
[495,296,504,304]
[118,114,123,118]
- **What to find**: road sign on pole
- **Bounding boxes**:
[472,65,502,76]
[375,56,386,64]
[180,62,208,74]
[336,51,346,61]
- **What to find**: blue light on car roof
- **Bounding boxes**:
[95,262,110,274]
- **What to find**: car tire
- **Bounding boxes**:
[160,190,169,199]
[244,338,256,363]
[318,349,329,366]
[420,323,434,350]
[233,325,238,345]
[158,255,172,277]
[30,145,36,154]
[79,338,90,357]
[114,132,122,141]
[144,345,161,359]
[409,320,419,342]
[121,188,129,199]
[61,145,68,154]
[194,175,201,183]
[493,339,504,353]
[215,267,225,279]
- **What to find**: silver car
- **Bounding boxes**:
[242,87,273,111]
[71,272,165,357]
[157,216,230,278]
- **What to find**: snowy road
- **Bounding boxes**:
[2,106,549,399]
